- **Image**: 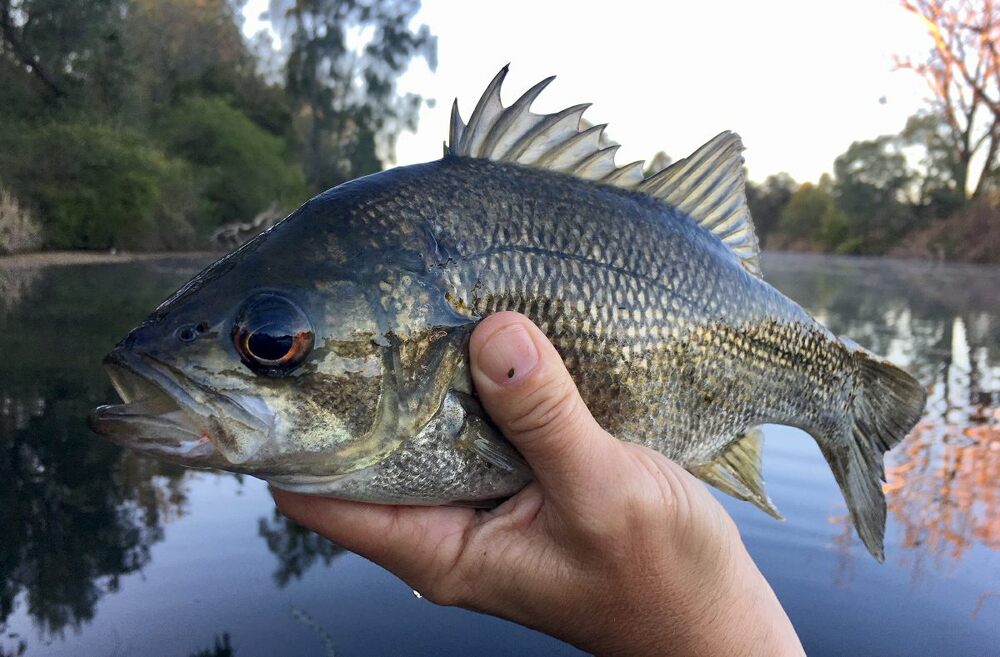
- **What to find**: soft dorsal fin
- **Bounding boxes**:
[447,66,763,277]
[639,133,761,277]
[688,428,783,519]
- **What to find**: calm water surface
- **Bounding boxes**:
[1,252,998,656]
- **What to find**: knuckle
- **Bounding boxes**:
[611,449,682,532]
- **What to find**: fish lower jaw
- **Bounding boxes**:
[88,403,217,458]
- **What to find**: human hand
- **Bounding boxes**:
[272,311,804,657]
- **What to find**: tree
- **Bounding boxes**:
[158,95,308,229]
[126,0,291,131]
[832,136,918,253]
[898,0,1000,199]
[0,0,131,110]
[901,111,967,216]
[643,151,672,176]
[0,123,191,249]
[775,182,847,250]
[746,172,797,244]
[269,0,437,190]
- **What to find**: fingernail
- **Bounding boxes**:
[477,323,539,385]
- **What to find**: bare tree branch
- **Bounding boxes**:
[899,0,1000,198]
[0,0,66,100]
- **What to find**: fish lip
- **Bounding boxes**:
[89,350,217,460]
[89,350,273,463]
[106,350,207,413]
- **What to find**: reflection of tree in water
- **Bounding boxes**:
[765,255,1000,586]
[0,261,207,645]
[189,633,235,657]
[0,266,41,312]
[885,416,999,560]
[881,309,1000,566]
[258,510,346,587]
[0,436,188,637]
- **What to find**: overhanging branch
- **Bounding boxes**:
[0,1,65,99]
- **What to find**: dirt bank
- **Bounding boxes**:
[0,251,222,269]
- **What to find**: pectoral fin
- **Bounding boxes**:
[689,428,783,520]
[453,392,532,475]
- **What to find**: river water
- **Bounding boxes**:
[0,252,997,656]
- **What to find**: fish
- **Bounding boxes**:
[89,67,927,561]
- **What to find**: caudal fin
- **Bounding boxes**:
[821,339,926,562]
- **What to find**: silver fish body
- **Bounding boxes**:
[90,70,926,561]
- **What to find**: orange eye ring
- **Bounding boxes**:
[239,329,313,366]
[232,293,314,377]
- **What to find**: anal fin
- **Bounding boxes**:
[689,428,782,520]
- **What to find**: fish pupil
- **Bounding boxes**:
[248,331,293,362]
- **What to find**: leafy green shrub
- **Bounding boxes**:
[0,183,43,254]
[0,123,198,249]
[776,184,833,244]
[158,95,307,229]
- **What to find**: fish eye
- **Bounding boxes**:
[176,325,199,343]
[232,293,314,377]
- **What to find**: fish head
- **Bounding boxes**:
[88,202,417,478]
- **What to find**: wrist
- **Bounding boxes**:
[575,541,803,657]
[688,543,804,657]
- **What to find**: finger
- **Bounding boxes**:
[469,311,619,501]
[271,488,475,590]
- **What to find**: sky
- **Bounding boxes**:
[243,0,934,184]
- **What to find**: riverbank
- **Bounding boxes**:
[5,240,1000,277]
[0,250,222,269]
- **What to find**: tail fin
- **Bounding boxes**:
[821,339,926,562]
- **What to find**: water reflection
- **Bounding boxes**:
[0,253,997,655]
[258,511,346,587]
[0,266,40,313]
[766,255,1000,586]
[0,260,205,641]
[0,256,347,653]
[189,633,235,657]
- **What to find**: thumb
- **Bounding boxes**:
[469,311,618,500]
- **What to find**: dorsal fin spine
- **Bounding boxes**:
[448,69,763,277]
[535,123,606,169]
[573,145,620,178]
[480,76,555,158]
[502,104,590,163]
[602,160,644,186]
[448,100,464,153]
[459,66,507,156]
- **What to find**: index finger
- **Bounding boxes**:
[271,488,475,590]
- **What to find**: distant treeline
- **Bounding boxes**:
[1,0,998,264]
[747,0,1000,264]
[0,0,434,252]
[745,115,1000,263]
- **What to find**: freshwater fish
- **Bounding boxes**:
[89,67,927,561]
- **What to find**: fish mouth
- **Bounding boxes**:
[88,350,272,466]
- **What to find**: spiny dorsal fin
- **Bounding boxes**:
[447,67,762,277]
[688,428,783,519]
